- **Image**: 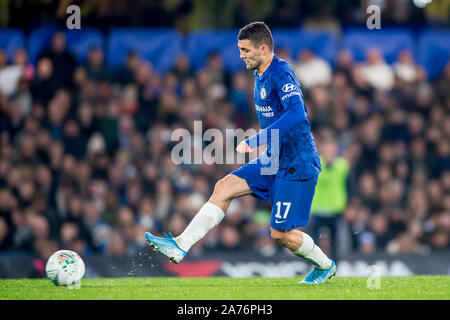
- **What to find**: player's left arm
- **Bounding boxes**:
[243,71,307,149]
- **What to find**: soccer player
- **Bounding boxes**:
[145,21,336,284]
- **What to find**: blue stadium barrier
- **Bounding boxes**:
[65,28,105,63]
[186,30,243,72]
[186,30,338,72]
[418,30,450,80]
[28,26,58,64]
[272,30,337,65]
[0,28,26,62]
[28,26,105,65]
[107,28,183,73]
[342,28,416,64]
[0,27,447,79]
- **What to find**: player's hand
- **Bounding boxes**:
[236,141,253,153]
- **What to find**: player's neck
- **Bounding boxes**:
[257,53,275,77]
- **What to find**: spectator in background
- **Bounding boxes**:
[107,230,127,257]
[85,46,110,82]
[0,49,28,97]
[229,71,252,128]
[335,49,354,81]
[361,48,394,91]
[393,50,420,83]
[275,46,294,65]
[114,51,141,86]
[171,53,194,82]
[386,231,422,254]
[308,129,350,260]
[294,48,332,89]
[202,51,231,90]
[39,31,76,87]
[0,216,12,251]
[368,213,396,250]
[358,231,376,254]
[0,50,7,69]
[32,57,59,106]
[216,223,242,252]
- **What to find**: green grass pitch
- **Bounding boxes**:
[1,276,449,300]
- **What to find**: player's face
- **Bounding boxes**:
[238,39,264,70]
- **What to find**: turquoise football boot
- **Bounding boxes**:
[299,260,336,284]
[144,231,186,264]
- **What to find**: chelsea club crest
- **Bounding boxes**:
[260,87,267,100]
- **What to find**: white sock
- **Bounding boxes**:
[293,232,332,270]
[175,202,225,252]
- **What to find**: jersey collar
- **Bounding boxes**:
[255,55,278,81]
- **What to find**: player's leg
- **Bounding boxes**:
[268,175,335,283]
[145,173,255,263]
[145,158,270,264]
[174,174,253,252]
[270,227,332,270]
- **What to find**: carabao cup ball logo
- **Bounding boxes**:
[60,253,74,265]
[260,87,267,100]
[282,83,295,93]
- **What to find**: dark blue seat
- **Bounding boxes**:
[107,28,183,73]
[28,26,58,64]
[342,28,415,64]
[418,30,450,79]
[272,30,337,64]
[186,30,242,72]
[28,26,105,65]
[65,28,105,63]
[0,28,25,62]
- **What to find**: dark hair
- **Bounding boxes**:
[238,21,273,52]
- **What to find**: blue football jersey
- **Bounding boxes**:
[252,55,321,180]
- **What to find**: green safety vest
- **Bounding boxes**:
[311,156,350,215]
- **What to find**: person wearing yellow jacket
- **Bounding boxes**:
[309,133,350,261]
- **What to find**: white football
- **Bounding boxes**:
[412,0,432,8]
[45,250,85,286]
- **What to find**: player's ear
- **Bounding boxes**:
[260,44,268,55]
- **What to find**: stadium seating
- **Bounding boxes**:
[27,26,58,64]
[65,28,105,63]
[0,27,448,79]
[107,28,183,73]
[186,30,243,72]
[0,28,25,62]
[27,26,105,65]
[272,30,337,64]
[342,28,416,64]
[418,30,450,79]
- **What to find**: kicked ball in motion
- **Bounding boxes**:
[45,250,85,287]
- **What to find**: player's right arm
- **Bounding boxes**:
[236,140,253,153]
[244,107,306,148]
[243,69,307,149]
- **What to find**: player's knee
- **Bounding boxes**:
[270,228,287,244]
[212,178,232,201]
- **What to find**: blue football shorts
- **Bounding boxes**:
[232,158,318,231]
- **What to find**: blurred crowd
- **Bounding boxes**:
[0,29,449,269]
[1,0,449,33]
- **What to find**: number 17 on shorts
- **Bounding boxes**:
[269,175,318,231]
